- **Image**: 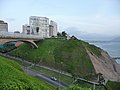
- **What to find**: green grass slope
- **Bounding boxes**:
[106,81,120,90]
[0,56,54,90]
[9,38,102,78]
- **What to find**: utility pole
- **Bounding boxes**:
[58,62,63,90]
[58,70,60,90]
[93,83,95,90]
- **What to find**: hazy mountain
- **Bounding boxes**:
[65,27,114,41]
[111,37,120,41]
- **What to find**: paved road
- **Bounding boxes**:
[22,66,67,88]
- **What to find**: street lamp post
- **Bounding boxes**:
[58,62,63,90]
[58,70,60,90]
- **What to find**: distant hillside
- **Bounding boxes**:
[8,38,120,82]
[65,27,113,41]
[0,56,54,90]
[111,37,120,41]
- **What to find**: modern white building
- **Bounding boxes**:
[29,16,49,38]
[22,16,58,38]
[0,20,8,32]
[49,20,57,37]
[22,24,30,34]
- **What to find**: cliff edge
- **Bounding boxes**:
[86,48,120,81]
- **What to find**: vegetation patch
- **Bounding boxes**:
[82,41,102,57]
[15,60,31,67]
[0,56,54,90]
[106,80,120,90]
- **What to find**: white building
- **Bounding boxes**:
[49,20,57,37]
[0,20,8,32]
[22,24,30,34]
[29,16,49,38]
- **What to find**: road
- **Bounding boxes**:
[22,66,67,88]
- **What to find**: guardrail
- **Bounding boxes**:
[73,78,107,90]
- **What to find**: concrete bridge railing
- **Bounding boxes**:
[0,32,44,48]
[0,32,43,40]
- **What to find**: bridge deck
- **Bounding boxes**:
[0,32,44,40]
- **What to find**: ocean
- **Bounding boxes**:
[89,41,120,64]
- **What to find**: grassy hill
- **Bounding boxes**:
[0,56,54,90]
[3,38,120,90]
[9,38,102,78]
[106,81,120,90]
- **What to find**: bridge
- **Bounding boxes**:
[0,32,44,48]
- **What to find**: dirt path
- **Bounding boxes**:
[86,48,120,82]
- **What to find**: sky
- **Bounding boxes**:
[0,0,120,39]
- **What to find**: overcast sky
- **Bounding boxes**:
[0,0,120,37]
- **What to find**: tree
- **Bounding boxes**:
[57,32,62,37]
[71,35,78,40]
[97,73,105,84]
[62,31,67,37]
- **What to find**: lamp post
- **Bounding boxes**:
[58,69,60,90]
[58,62,63,90]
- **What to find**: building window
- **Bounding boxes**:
[36,27,39,34]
